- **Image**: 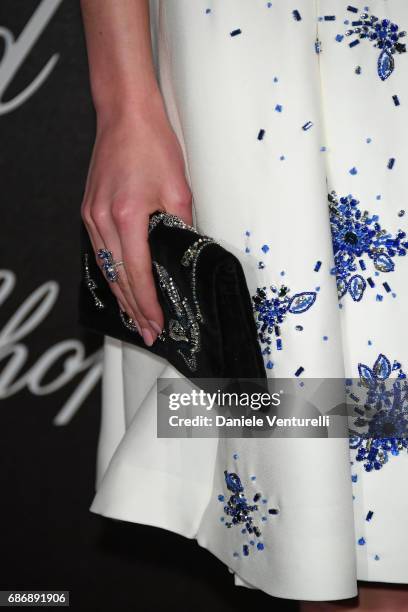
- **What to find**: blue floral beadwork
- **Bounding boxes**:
[252,284,316,355]
[348,353,408,472]
[329,191,408,302]
[219,466,278,557]
[343,8,406,80]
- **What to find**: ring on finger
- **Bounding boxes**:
[97,247,125,283]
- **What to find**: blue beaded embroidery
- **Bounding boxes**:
[343,8,406,80]
[252,284,317,355]
[348,353,408,471]
[219,465,278,557]
[329,191,408,302]
[219,470,264,556]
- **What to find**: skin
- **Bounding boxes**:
[80,1,408,608]
[80,0,193,347]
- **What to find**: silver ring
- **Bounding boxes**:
[97,248,124,283]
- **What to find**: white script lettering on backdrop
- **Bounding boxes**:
[0,0,63,115]
[0,270,102,424]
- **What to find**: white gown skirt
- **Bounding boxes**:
[90,0,408,601]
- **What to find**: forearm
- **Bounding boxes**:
[80,0,164,124]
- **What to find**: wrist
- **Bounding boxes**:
[93,83,167,131]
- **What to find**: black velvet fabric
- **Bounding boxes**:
[78,217,266,381]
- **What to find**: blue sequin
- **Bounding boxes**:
[348,353,408,472]
[329,191,408,302]
[343,8,406,80]
[302,120,314,131]
[378,49,394,80]
[218,468,266,557]
[252,284,317,358]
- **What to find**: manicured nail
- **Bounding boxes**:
[149,320,163,334]
[142,327,154,347]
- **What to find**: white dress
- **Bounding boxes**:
[89,0,408,601]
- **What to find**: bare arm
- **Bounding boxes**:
[81,0,161,121]
[80,0,192,346]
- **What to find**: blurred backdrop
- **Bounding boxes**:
[0,2,296,610]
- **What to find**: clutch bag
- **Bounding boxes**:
[78,211,266,380]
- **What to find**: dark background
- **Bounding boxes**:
[0,2,296,610]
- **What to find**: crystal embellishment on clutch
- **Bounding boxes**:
[153,260,201,370]
[148,211,200,235]
[148,212,217,371]
[181,237,215,323]
[83,253,104,310]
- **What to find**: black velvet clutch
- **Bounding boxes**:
[78,212,266,380]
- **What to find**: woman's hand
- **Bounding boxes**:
[81,102,193,347]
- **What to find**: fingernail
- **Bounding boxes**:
[142,327,154,347]
[149,320,163,334]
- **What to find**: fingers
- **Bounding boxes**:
[113,201,165,339]
[82,199,157,345]
[81,204,133,313]
[81,176,193,349]
[110,184,193,341]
